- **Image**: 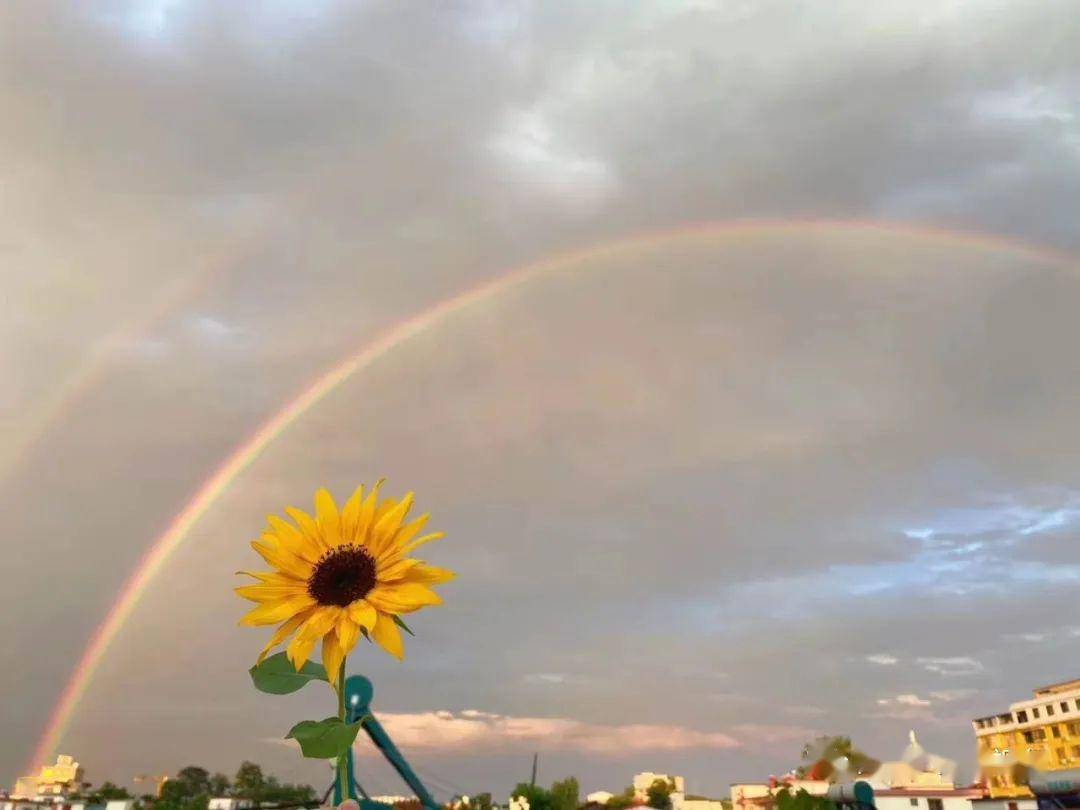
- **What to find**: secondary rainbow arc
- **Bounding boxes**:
[26,218,1075,776]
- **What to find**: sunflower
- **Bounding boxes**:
[236,481,453,678]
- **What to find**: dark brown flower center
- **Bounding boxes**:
[307,545,377,607]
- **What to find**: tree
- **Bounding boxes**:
[551,779,579,810]
[90,782,133,803]
[156,779,208,810]
[646,780,674,810]
[233,762,266,799]
[512,783,553,810]
[473,794,493,810]
[606,788,637,810]
[176,768,211,797]
[208,774,230,797]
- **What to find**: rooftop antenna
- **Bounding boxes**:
[530,753,538,788]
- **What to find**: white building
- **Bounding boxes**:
[676,799,727,810]
[870,787,985,810]
[586,792,614,805]
[634,774,686,802]
[208,799,254,810]
[971,799,1038,810]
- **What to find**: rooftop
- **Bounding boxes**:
[1034,678,1080,697]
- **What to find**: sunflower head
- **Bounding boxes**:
[236,481,453,678]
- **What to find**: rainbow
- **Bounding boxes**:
[0,152,366,491]
[26,218,1075,774]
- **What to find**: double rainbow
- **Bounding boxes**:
[26,218,1073,774]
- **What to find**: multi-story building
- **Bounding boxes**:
[11,755,84,800]
[973,677,1080,797]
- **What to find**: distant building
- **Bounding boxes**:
[869,786,984,810]
[634,773,686,805]
[208,799,255,810]
[733,732,967,810]
[731,780,829,810]
[11,755,84,800]
[675,798,727,810]
[587,792,614,805]
[973,677,1080,797]
[733,782,992,810]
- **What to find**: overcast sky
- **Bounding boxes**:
[3,0,1080,801]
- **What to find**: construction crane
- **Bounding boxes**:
[133,774,170,798]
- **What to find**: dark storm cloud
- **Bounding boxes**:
[4,0,1080,799]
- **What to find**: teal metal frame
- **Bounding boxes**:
[332,675,440,810]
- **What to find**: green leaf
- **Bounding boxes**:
[392,615,415,636]
[286,717,362,759]
[249,652,328,694]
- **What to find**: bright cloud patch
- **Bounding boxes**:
[878,694,932,708]
[866,653,899,665]
[354,709,741,755]
[917,656,983,676]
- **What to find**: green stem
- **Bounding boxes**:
[337,660,349,804]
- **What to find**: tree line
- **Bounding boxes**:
[72,762,315,810]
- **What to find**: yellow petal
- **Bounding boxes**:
[403,563,456,585]
[366,582,442,614]
[336,614,361,654]
[376,558,420,582]
[257,608,313,664]
[239,595,314,626]
[371,612,404,660]
[251,539,312,580]
[237,569,304,585]
[285,506,328,554]
[373,493,401,522]
[370,493,414,558]
[287,632,318,671]
[401,531,444,555]
[267,515,319,563]
[235,582,307,603]
[394,513,430,549]
[355,479,385,543]
[347,600,377,631]
[314,489,343,548]
[340,485,365,543]
[322,632,346,685]
[296,606,341,642]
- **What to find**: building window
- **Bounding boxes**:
[1063,702,1070,714]
[1069,723,1080,736]
[1071,745,1080,757]
[928,799,943,810]
[910,800,919,807]
[1035,707,1042,718]
[1025,731,1035,743]
[1017,710,1029,723]
[1049,705,1056,716]
[1054,726,1063,738]
[1009,803,1018,810]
